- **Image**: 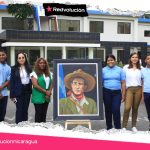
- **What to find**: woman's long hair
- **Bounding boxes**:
[128,52,141,69]
[15,52,31,74]
[34,57,50,76]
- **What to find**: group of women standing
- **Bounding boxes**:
[103,52,150,131]
[10,52,53,124]
[5,50,150,131]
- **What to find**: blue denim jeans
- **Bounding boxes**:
[144,92,150,122]
[103,88,122,130]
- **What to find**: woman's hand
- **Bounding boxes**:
[45,95,50,99]
[11,98,17,104]
[0,93,3,100]
[45,90,51,97]
[121,94,125,103]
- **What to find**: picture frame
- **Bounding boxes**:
[53,59,104,120]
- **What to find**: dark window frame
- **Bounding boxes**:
[51,19,80,32]
[2,17,33,30]
[144,30,150,37]
[117,22,131,34]
[90,21,104,33]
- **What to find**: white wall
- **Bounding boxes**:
[101,19,133,41]
[1,9,150,45]
[88,15,136,42]
[138,23,150,45]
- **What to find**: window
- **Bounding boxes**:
[117,50,124,62]
[47,48,62,67]
[118,22,131,34]
[147,48,150,55]
[93,48,104,61]
[144,31,150,37]
[51,19,80,31]
[66,48,88,59]
[29,50,40,66]
[90,21,104,33]
[2,17,33,30]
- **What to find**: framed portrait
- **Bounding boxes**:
[53,59,104,120]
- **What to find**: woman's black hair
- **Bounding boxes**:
[105,54,116,62]
[105,54,116,66]
[0,49,6,53]
[15,52,32,74]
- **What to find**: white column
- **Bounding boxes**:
[112,48,118,60]
[44,46,47,60]
[82,17,89,32]
[88,48,93,59]
[133,19,138,42]
[40,47,44,57]
[10,46,15,66]
[62,46,66,59]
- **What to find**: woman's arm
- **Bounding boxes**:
[10,67,15,98]
[45,79,54,99]
[121,80,126,102]
[49,79,53,94]
[141,79,144,102]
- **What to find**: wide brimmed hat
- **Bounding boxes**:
[64,69,96,92]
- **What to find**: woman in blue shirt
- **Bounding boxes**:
[102,54,126,130]
[141,54,150,130]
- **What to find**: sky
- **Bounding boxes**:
[5,0,150,11]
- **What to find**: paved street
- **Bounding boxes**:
[5,97,149,131]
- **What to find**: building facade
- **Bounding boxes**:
[0,4,149,66]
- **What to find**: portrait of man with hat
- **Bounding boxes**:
[59,69,97,115]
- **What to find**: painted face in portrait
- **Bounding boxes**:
[17,53,26,65]
[71,78,87,96]
[0,51,7,63]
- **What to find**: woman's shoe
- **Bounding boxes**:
[132,127,138,132]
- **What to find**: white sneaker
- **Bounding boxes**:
[122,128,127,131]
[132,127,138,132]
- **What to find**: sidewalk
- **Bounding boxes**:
[5,98,149,131]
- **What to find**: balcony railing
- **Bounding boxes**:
[0,30,100,43]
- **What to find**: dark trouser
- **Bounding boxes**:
[34,102,49,123]
[103,88,122,130]
[0,96,8,121]
[144,92,150,122]
[16,93,31,124]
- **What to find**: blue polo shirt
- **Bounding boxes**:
[141,67,150,93]
[0,63,11,96]
[102,65,125,90]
